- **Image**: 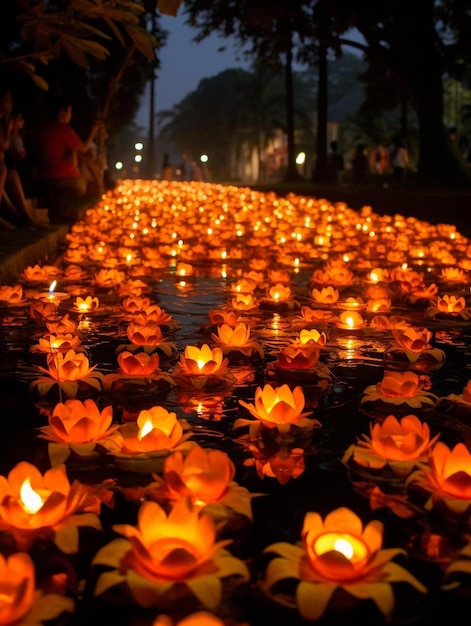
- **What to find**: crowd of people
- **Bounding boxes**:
[328,136,412,186]
[0,88,106,229]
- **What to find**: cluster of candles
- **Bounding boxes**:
[1,179,471,625]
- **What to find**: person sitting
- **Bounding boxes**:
[0,88,38,229]
[33,96,102,222]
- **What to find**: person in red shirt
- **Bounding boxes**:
[34,97,102,202]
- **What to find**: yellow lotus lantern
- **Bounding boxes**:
[406,442,471,516]
[92,498,250,609]
[343,414,440,478]
[173,344,231,389]
[361,370,438,413]
[38,398,122,465]
[236,383,318,438]
[0,461,106,552]
[211,322,264,358]
[261,283,294,309]
[29,349,104,398]
[0,552,74,625]
[260,507,426,621]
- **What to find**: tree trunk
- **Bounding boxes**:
[311,31,329,183]
[282,24,303,182]
[398,0,471,185]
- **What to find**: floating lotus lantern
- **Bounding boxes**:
[172,344,232,389]
[38,398,122,466]
[366,297,392,313]
[299,305,336,323]
[92,497,250,610]
[72,295,100,313]
[343,414,440,480]
[114,406,193,472]
[103,350,175,400]
[361,370,438,419]
[236,383,319,440]
[134,445,253,531]
[260,283,296,310]
[120,295,152,315]
[439,267,467,283]
[311,286,339,305]
[0,284,25,306]
[0,461,108,552]
[335,310,366,330]
[426,294,471,320]
[29,300,58,321]
[211,322,264,360]
[29,349,104,399]
[230,278,257,294]
[337,296,366,311]
[63,263,88,281]
[0,552,74,625]
[406,442,471,529]
[152,612,225,626]
[260,506,426,621]
[207,309,243,327]
[231,292,258,311]
[22,264,61,284]
[369,315,410,331]
[245,443,306,484]
[385,326,445,367]
[123,321,177,356]
[46,313,77,335]
[400,281,439,305]
[94,268,125,289]
[133,304,179,330]
[30,332,82,355]
[115,278,150,298]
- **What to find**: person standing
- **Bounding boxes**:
[390,137,409,182]
[33,96,102,219]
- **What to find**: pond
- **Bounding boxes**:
[1,179,471,626]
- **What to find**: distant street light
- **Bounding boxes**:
[200,154,209,163]
[135,142,144,151]
[135,154,143,163]
[296,152,306,165]
[115,161,124,170]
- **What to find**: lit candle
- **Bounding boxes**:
[336,311,365,330]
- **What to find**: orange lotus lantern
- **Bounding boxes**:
[211,322,264,358]
[0,461,107,552]
[117,406,193,457]
[38,398,121,465]
[361,370,438,412]
[311,286,339,305]
[387,326,445,365]
[266,283,292,302]
[0,552,74,625]
[145,445,253,524]
[230,278,257,294]
[31,332,81,354]
[92,498,250,609]
[29,300,58,321]
[125,321,176,355]
[343,414,440,478]
[0,284,24,305]
[427,294,470,320]
[94,268,125,288]
[260,507,426,621]
[231,293,258,311]
[336,310,365,330]
[366,297,392,313]
[134,304,178,329]
[152,613,225,626]
[29,349,104,398]
[73,295,100,313]
[299,305,336,323]
[120,295,152,314]
[208,309,242,327]
[236,383,318,438]
[246,444,306,484]
[46,314,77,335]
[406,442,471,516]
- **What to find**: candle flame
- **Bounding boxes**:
[138,418,154,440]
[48,280,57,296]
[334,538,354,559]
[19,478,45,514]
[197,359,206,370]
